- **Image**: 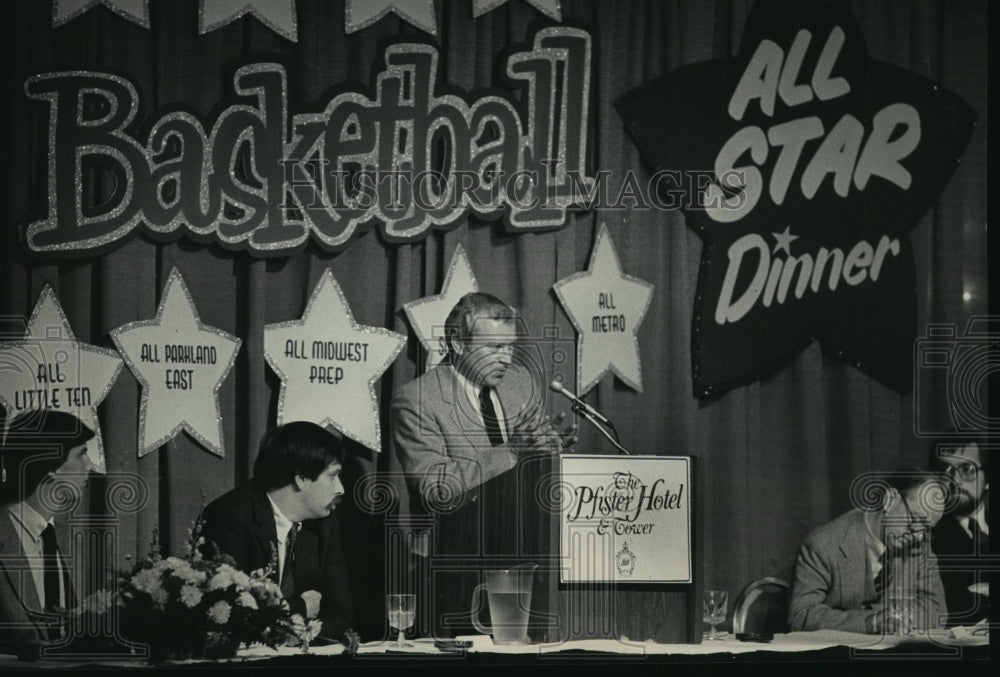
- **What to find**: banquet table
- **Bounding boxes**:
[0,628,988,669]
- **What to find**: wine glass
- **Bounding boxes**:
[387,594,416,648]
[703,590,728,640]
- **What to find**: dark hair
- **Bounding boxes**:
[927,430,990,474]
[251,421,345,491]
[884,466,945,496]
[0,410,94,502]
[444,292,516,355]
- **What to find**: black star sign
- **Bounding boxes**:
[616,0,975,398]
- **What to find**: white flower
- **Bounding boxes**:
[164,557,207,585]
[236,591,258,610]
[164,556,187,569]
[130,568,163,596]
[207,600,232,625]
[252,576,280,595]
[146,589,168,608]
[191,537,205,562]
[305,619,323,642]
[179,584,203,608]
[79,589,116,613]
[231,570,251,590]
[182,568,208,586]
[207,564,236,591]
[282,614,323,646]
[165,557,206,585]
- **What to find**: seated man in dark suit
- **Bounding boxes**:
[789,468,948,634]
[929,433,989,627]
[0,410,95,650]
[199,421,356,646]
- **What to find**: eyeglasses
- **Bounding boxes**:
[939,460,981,481]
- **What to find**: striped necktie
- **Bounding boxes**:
[280,523,300,600]
[873,553,886,600]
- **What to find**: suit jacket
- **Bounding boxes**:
[0,511,61,646]
[932,513,989,626]
[199,484,354,642]
[391,363,541,512]
[789,510,946,633]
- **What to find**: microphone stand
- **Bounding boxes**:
[571,402,631,456]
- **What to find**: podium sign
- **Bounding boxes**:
[559,455,692,583]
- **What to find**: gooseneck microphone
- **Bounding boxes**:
[549,380,630,455]
[549,380,611,425]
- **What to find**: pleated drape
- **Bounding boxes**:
[0,0,987,640]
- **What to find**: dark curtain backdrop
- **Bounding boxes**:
[1,0,987,641]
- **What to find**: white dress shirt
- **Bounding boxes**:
[865,529,887,584]
[454,368,508,443]
[266,494,298,581]
[959,503,989,539]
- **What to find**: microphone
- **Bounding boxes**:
[549,380,611,425]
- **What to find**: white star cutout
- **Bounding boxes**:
[53,0,150,29]
[553,225,655,395]
[472,0,562,21]
[345,0,437,36]
[403,244,479,371]
[264,269,406,451]
[772,226,798,255]
[0,286,123,472]
[111,269,242,458]
[199,0,298,41]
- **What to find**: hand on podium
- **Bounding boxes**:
[512,411,577,453]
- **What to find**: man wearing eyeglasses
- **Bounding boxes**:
[789,468,948,634]
[929,434,990,627]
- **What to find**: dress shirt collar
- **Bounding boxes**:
[959,503,989,538]
[864,517,887,580]
[266,493,296,543]
[453,365,482,410]
[6,501,51,545]
[453,366,507,442]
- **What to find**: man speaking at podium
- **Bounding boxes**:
[391,292,574,638]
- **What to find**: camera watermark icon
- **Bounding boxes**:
[914,317,999,437]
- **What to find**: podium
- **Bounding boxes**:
[387,453,703,644]
[555,454,703,644]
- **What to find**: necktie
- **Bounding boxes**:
[968,517,979,542]
[280,523,299,600]
[479,387,505,446]
[40,524,62,610]
[873,553,886,601]
[967,518,987,554]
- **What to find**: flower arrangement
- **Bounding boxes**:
[109,517,322,660]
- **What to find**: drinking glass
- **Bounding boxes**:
[887,593,915,636]
[387,594,416,648]
[703,590,728,640]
